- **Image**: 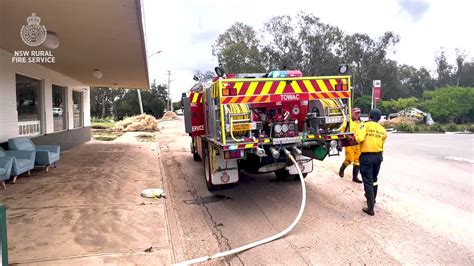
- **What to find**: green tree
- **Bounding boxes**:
[435,50,455,87]
[114,81,168,120]
[212,22,266,73]
[423,87,474,123]
[261,15,304,71]
[378,97,420,115]
[397,65,435,98]
[454,50,474,87]
[458,61,474,87]
[353,95,372,114]
[90,87,127,119]
[296,13,344,76]
[342,32,401,99]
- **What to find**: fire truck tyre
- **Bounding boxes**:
[193,152,201,161]
[275,169,307,181]
[203,146,219,191]
[191,141,201,161]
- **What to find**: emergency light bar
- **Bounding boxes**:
[267,70,303,78]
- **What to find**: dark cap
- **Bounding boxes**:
[369,108,382,122]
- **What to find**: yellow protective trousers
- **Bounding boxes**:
[344,144,361,166]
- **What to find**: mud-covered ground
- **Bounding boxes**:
[161,118,473,265]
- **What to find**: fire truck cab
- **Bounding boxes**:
[183,67,355,191]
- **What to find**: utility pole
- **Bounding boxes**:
[167,70,172,112]
[137,89,144,114]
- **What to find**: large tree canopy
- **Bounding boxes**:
[212,13,474,102]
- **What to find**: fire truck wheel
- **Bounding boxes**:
[191,140,201,161]
[203,145,219,191]
[193,152,201,161]
[275,169,308,181]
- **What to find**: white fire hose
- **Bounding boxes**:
[175,152,306,265]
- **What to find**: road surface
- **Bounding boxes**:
[159,118,473,265]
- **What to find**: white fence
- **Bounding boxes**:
[18,120,41,137]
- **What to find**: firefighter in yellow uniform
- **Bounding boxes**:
[339,107,363,183]
[356,108,387,216]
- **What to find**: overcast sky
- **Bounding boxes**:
[143,0,473,102]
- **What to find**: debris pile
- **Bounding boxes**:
[115,114,158,131]
[162,111,178,120]
[381,116,416,128]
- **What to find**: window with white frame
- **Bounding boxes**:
[16,74,42,136]
[73,90,83,128]
[52,84,67,132]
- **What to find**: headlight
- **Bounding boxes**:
[282,124,289,132]
[274,124,282,133]
[288,123,295,131]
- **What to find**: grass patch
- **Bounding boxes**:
[92,128,123,141]
[92,121,115,129]
[93,135,118,141]
[135,134,156,142]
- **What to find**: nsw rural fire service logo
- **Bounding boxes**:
[20,13,47,47]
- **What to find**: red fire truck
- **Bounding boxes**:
[183,67,355,191]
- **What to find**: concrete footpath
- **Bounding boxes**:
[0,134,172,265]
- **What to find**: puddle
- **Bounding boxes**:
[183,195,232,205]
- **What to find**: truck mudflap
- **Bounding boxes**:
[209,145,239,185]
[287,155,313,175]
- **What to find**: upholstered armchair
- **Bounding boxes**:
[0,147,36,183]
[0,157,13,189]
[8,137,60,173]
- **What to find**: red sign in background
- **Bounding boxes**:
[373,87,381,103]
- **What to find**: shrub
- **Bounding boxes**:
[444,123,460,132]
[379,97,420,115]
[423,87,474,123]
[430,123,445,132]
[465,124,474,133]
[395,124,415,132]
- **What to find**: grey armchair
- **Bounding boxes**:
[0,157,13,189]
[0,147,36,183]
[8,137,60,173]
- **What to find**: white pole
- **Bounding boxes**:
[371,87,374,110]
[137,89,144,114]
[167,70,172,112]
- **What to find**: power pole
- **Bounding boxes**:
[167,70,171,112]
[137,89,144,114]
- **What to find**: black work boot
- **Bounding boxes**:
[339,163,347,178]
[363,193,375,216]
[352,166,362,183]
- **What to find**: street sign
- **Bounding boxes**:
[372,80,382,109]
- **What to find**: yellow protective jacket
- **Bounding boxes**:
[350,119,361,133]
[356,121,387,153]
[344,119,361,166]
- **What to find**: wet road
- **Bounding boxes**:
[159,118,473,265]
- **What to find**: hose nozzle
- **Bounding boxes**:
[255,147,266,157]
[269,147,280,159]
[291,145,302,156]
[281,147,291,157]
